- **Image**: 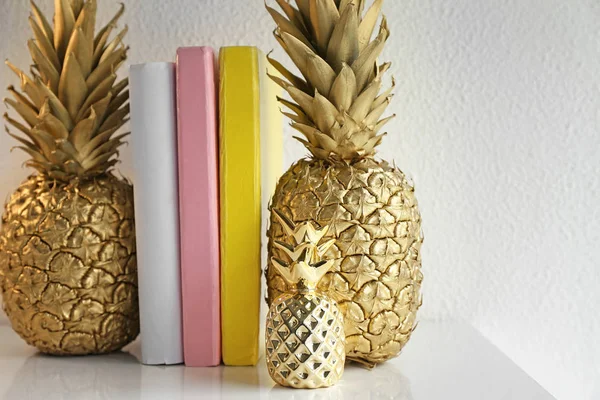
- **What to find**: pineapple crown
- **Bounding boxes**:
[271,209,336,290]
[267,0,394,164]
[4,0,130,182]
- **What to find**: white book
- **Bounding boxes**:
[129,62,183,365]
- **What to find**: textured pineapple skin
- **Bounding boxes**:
[266,158,423,366]
[266,290,345,388]
[0,173,139,355]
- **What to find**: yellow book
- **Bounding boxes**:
[219,47,261,366]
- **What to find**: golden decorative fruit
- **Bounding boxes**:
[0,174,138,355]
[267,159,422,367]
[0,0,138,354]
[265,0,423,367]
[266,213,345,388]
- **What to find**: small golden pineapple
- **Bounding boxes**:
[266,210,345,389]
[0,1,138,355]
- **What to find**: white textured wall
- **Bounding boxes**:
[1,1,599,399]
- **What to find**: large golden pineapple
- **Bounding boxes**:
[265,0,423,367]
[0,0,139,355]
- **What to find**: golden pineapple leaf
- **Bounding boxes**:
[4,113,31,137]
[276,0,309,34]
[351,20,388,91]
[54,0,76,60]
[294,0,311,21]
[98,103,129,132]
[86,46,127,89]
[17,146,49,164]
[84,132,127,162]
[111,77,128,96]
[312,91,338,132]
[330,63,357,110]
[27,40,60,92]
[291,122,321,146]
[348,77,381,122]
[36,76,74,130]
[38,100,69,139]
[99,26,128,64]
[70,0,85,17]
[6,128,37,151]
[94,3,123,48]
[306,54,336,96]
[364,97,390,127]
[7,85,37,111]
[309,0,340,53]
[4,98,38,128]
[267,71,292,91]
[283,111,311,125]
[267,5,314,50]
[29,16,60,70]
[286,86,315,120]
[68,106,98,152]
[29,126,59,160]
[81,150,115,170]
[90,93,112,124]
[106,89,128,116]
[374,114,394,133]
[79,126,118,158]
[267,53,310,94]
[76,0,96,41]
[378,61,391,75]
[76,73,116,122]
[372,76,394,109]
[6,61,44,107]
[326,3,359,72]
[30,1,54,44]
[358,0,382,51]
[58,52,87,119]
[65,27,93,78]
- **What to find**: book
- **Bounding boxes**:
[129,62,183,365]
[219,47,262,366]
[175,47,221,367]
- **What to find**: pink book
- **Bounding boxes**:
[176,47,221,366]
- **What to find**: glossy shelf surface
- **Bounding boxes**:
[0,321,554,399]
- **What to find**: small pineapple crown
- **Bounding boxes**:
[4,0,130,182]
[271,209,336,290]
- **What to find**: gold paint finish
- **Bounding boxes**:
[1,1,137,354]
[267,158,423,367]
[266,216,345,389]
[0,174,139,355]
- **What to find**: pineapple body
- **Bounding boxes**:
[267,157,423,366]
[0,174,139,355]
[266,290,345,389]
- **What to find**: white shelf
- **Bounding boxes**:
[0,320,554,399]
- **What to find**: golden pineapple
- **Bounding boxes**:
[266,211,345,389]
[0,0,138,355]
[265,0,423,367]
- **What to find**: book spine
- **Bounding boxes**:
[176,47,221,367]
[129,62,183,365]
[259,52,283,202]
[259,52,283,295]
[219,47,261,366]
